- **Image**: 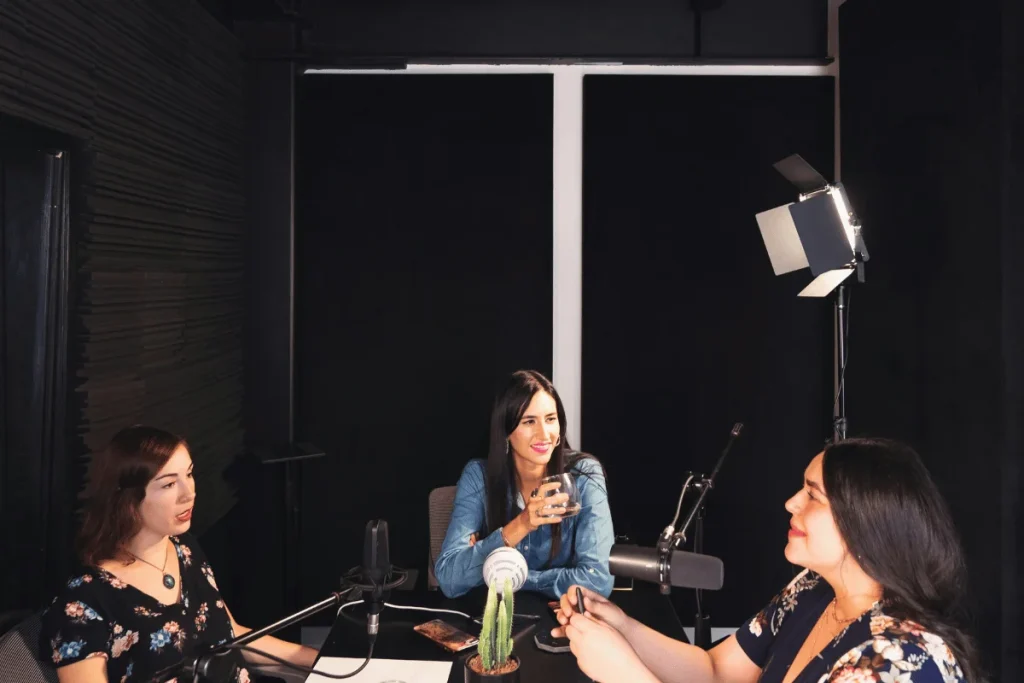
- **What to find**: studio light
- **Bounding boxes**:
[755,154,869,442]
[755,154,868,297]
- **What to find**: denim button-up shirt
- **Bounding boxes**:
[434,457,615,599]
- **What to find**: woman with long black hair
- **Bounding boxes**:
[434,370,614,599]
[553,438,983,683]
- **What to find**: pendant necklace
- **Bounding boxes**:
[128,541,176,589]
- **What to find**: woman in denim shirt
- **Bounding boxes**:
[434,370,615,599]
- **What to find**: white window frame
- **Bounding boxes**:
[306,63,832,448]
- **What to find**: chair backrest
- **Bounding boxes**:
[0,612,59,683]
[426,485,458,589]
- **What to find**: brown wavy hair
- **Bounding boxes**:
[77,425,188,566]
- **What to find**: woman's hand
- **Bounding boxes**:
[502,482,571,546]
[552,584,630,636]
[562,612,654,683]
[521,481,570,531]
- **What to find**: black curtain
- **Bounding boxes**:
[292,75,554,606]
[840,1,1021,679]
[581,76,835,627]
[0,117,73,613]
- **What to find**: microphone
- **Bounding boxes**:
[363,520,389,636]
[482,547,528,592]
[363,519,391,586]
[609,544,724,591]
[341,520,408,637]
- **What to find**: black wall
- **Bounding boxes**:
[292,75,555,604]
[581,75,835,626]
[840,0,1022,679]
[297,0,827,60]
[0,0,246,609]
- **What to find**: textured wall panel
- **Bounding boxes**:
[0,0,246,533]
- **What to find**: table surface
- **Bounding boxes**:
[314,583,688,683]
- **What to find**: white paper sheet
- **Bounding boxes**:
[305,657,453,683]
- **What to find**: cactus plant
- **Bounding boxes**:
[476,578,517,673]
[501,578,514,660]
[479,581,498,670]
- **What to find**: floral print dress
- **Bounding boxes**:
[38,534,250,683]
[736,569,965,683]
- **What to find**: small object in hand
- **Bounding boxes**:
[574,587,597,681]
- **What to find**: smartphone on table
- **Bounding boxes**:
[414,618,479,653]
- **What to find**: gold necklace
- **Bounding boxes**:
[831,598,863,625]
[809,598,859,658]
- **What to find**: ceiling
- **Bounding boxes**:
[197,0,296,29]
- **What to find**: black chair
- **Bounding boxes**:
[0,611,59,683]
[426,485,458,590]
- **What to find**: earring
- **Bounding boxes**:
[505,439,510,454]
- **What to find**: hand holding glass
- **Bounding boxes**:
[532,473,581,518]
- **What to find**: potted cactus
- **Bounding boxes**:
[465,578,520,682]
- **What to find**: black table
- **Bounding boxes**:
[315,584,687,683]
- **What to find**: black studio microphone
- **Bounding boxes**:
[608,544,724,591]
[341,520,409,637]
[362,520,390,636]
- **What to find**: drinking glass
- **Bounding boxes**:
[533,473,581,518]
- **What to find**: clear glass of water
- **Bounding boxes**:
[534,473,581,518]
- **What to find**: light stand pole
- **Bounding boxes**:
[833,284,848,442]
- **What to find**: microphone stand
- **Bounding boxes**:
[656,423,743,651]
[148,590,351,683]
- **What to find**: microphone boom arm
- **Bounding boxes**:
[656,422,743,651]
[668,422,743,550]
[148,589,354,683]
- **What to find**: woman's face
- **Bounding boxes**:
[508,390,561,470]
[784,452,847,572]
[139,444,196,537]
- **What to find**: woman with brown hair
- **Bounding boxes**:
[38,425,318,683]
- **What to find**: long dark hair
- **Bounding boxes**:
[77,425,188,566]
[483,370,601,566]
[822,438,984,682]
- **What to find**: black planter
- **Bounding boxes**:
[464,655,521,683]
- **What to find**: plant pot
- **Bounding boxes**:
[464,654,521,683]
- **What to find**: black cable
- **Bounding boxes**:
[228,636,376,680]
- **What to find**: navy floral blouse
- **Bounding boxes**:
[38,534,251,683]
[736,569,965,683]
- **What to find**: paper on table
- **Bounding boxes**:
[305,657,453,683]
